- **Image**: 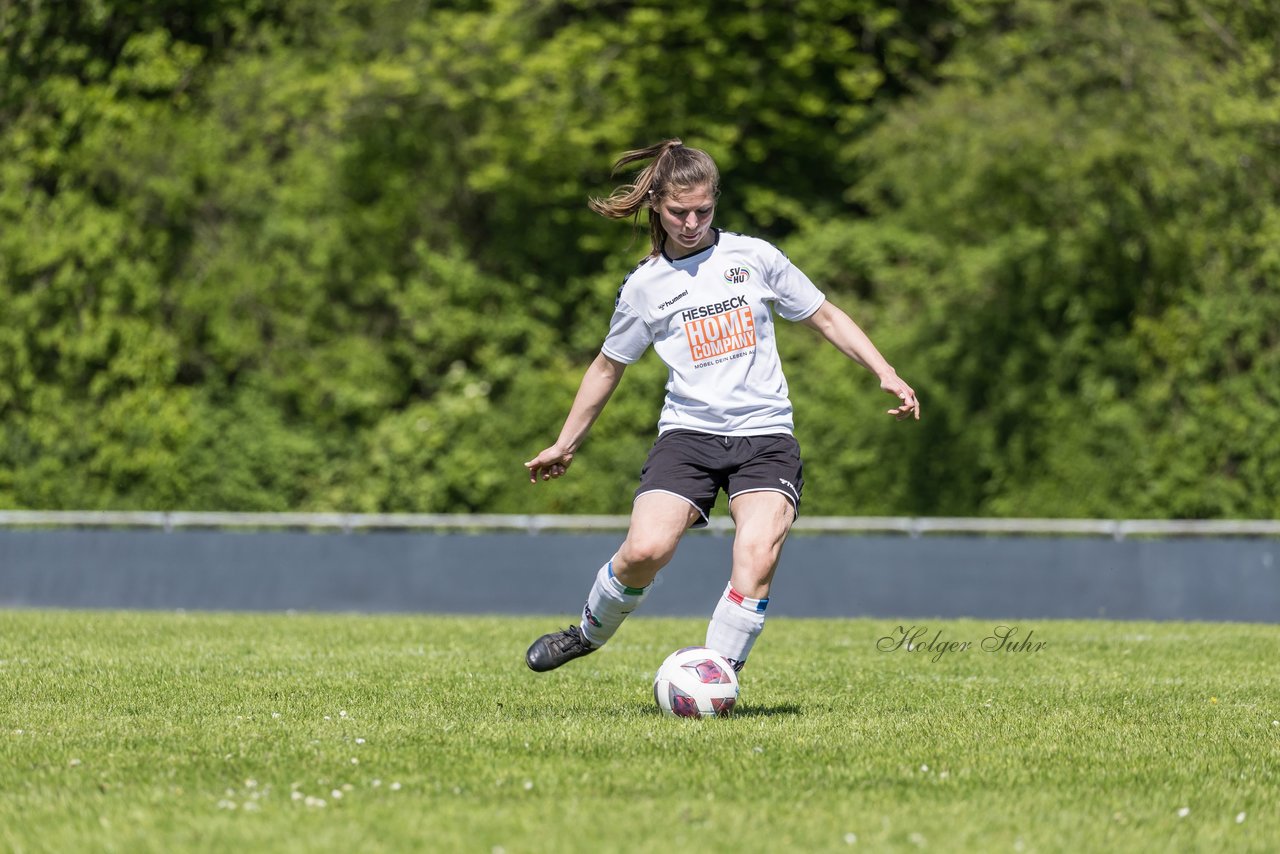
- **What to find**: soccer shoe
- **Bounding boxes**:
[525,625,597,672]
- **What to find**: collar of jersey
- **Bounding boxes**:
[661,228,721,265]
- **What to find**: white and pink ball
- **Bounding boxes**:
[653,647,739,718]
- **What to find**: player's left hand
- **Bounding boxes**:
[882,376,920,421]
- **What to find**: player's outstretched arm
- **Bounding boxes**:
[800,299,921,421]
[525,352,628,483]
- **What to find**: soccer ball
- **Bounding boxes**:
[653,647,739,718]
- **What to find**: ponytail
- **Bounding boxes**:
[589,139,720,256]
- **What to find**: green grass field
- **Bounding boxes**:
[2,610,1277,853]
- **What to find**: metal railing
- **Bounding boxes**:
[0,511,1277,539]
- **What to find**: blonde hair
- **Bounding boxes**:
[589,138,720,256]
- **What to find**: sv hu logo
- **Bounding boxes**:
[723,266,751,285]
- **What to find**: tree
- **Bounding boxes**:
[785,0,1280,517]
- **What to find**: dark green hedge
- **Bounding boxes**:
[1,0,1276,517]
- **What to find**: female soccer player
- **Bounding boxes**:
[524,139,919,674]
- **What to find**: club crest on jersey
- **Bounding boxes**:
[723,266,751,285]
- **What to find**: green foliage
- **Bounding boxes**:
[792,0,1280,517]
[0,0,1275,516]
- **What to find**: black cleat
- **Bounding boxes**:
[525,625,597,672]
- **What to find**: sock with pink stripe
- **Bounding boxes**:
[705,583,768,672]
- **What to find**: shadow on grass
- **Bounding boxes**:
[639,702,803,718]
[733,703,803,718]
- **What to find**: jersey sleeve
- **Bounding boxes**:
[600,296,652,364]
[767,243,825,321]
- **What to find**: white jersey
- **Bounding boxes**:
[601,229,825,436]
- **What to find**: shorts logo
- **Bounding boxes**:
[723,266,751,285]
[778,477,797,496]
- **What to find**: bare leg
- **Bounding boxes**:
[727,491,795,598]
[704,491,795,670]
[611,492,703,589]
[526,491,699,671]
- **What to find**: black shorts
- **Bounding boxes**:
[634,429,804,528]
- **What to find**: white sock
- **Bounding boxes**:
[705,583,768,671]
[579,561,649,647]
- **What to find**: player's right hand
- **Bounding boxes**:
[524,446,574,483]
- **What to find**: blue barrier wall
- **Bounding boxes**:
[2,528,1276,621]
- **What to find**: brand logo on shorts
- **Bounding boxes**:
[778,477,798,496]
[723,266,751,285]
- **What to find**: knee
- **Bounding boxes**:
[733,533,783,577]
[618,532,679,569]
